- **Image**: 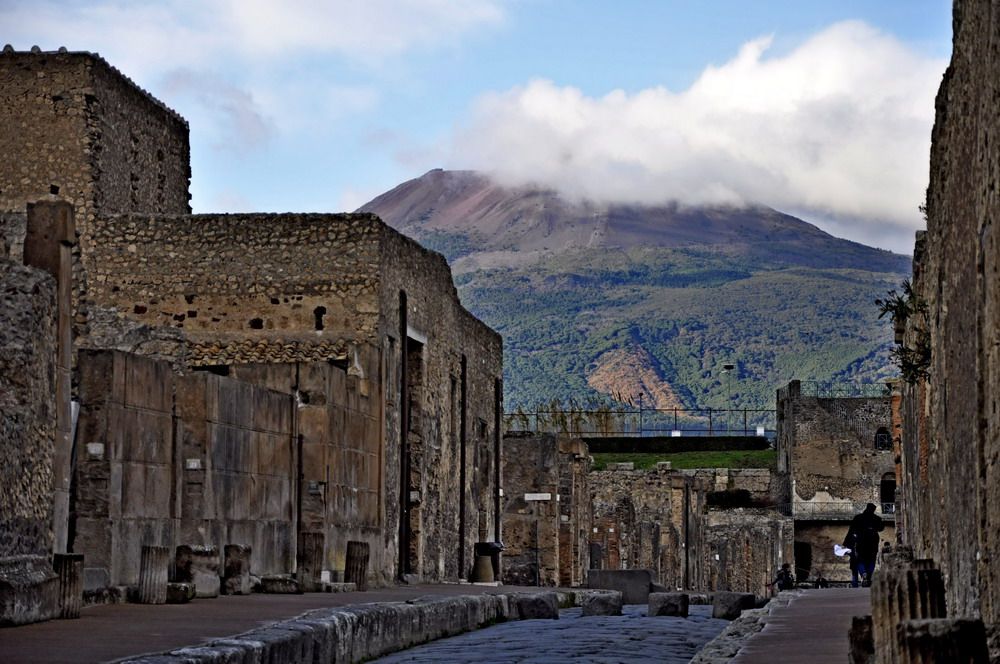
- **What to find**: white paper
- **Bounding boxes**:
[834,544,852,557]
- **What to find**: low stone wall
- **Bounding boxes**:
[120,590,593,663]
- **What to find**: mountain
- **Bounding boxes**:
[360,169,909,414]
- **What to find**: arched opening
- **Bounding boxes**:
[880,472,897,514]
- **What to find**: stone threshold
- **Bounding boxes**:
[114,589,599,663]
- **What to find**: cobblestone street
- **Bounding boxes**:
[376,604,728,663]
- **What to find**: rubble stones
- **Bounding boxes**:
[165,582,194,604]
[221,545,251,596]
[260,575,301,594]
[649,592,689,617]
[174,545,220,599]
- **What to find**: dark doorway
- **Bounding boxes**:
[794,541,812,582]
[880,473,897,514]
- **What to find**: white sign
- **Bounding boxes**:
[524,493,552,501]
[671,430,682,437]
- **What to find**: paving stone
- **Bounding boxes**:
[649,592,689,617]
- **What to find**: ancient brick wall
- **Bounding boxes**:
[776,382,895,517]
[73,350,296,588]
[0,259,56,559]
[897,0,1000,646]
[500,434,590,587]
[0,49,189,223]
[705,509,793,595]
[589,466,708,590]
[82,212,381,364]
[377,228,503,581]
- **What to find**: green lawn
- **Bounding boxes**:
[591,449,777,471]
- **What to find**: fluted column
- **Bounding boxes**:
[138,546,169,604]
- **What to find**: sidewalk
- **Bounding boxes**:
[732,588,871,663]
[0,583,544,664]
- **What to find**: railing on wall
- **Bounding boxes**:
[798,381,894,398]
[793,500,897,521]
[503,406,777,438]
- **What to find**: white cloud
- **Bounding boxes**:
[446,21,944,250]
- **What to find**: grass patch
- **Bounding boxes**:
[591,449,777,471]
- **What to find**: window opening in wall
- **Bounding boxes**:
[875,427,891,451]
[193,365,230,376]
[793,541,812,582]
[880,473,897,514]
[249,317,264,329]
[328,357,348,371]
[313,306,326,331]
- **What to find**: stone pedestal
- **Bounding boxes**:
[53,553,83,618]
[175,545,220,598]
[345,541,370,591]
[649,592,689,618]
[296,532,323,593]
[0,555,59,625]
[222,545,252,595]
[712,591,756,620]
[138,546,169,605]
[582,590,622,616]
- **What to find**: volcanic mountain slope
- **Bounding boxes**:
[360,169,909,411]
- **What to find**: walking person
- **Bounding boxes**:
[844,503,884,587]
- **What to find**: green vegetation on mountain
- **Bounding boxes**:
[362,170,909,414]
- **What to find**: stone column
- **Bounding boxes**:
[896,618,989,663]
[222,545,252,595]
[53,553,83,619]
[872,554,947,664]
[138,546,169,604]
[296,532,324,592]
[345,541,370,591]
[23,200,75,554]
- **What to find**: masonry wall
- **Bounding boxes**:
[378,228,504,581]
[500,434,590,587]
[73,350,295,588]
[705,509,793,596]
[589,466,708,591]
[777,382,895,518]
[0,259,56,560]
[897,0,1000,648]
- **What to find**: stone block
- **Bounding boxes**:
[321,582,357,593]
[712,591,756,620]
[261,575,301,594]
[649,592,689,617]
[586,569,652,604]
[0,555,59,626]
[166,582,195,604]
[175,545,220,598]
[222,544,251,595]
[849,615,875,664]
[581,590,622,616]
[688,593,711,605]
[896,618,989,663]
[514,592,559,619]
[296,532,323,593]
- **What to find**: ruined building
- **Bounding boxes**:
[0,48,502,622]
[889,0,1000,657]
[775,380,895,583]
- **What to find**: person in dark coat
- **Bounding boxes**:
[844,503,884,587]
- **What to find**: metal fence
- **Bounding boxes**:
[798,381,894,398]
[503,406,777,438]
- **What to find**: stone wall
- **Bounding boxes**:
[589,465,708,590]
[705,508,793,595]
[73,350,295,588]
[777,381,895,518]
[500,434,590,586]
[896,0,1000,651]
[0,259,56,559]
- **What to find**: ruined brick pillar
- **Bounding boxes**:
[345,541,370,591]
[896,619,989,663]
[296,532,324,592]
[222,545,252,596]
[23,200,75,554]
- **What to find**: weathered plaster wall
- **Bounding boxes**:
[0,259,56,559]
[500,434,590,587]
[705,508,793,595]
[898,0,1000,646]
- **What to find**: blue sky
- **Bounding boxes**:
[4,1,952,252]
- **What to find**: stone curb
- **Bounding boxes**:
[112,589,597,663]
[690,590,801,663]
